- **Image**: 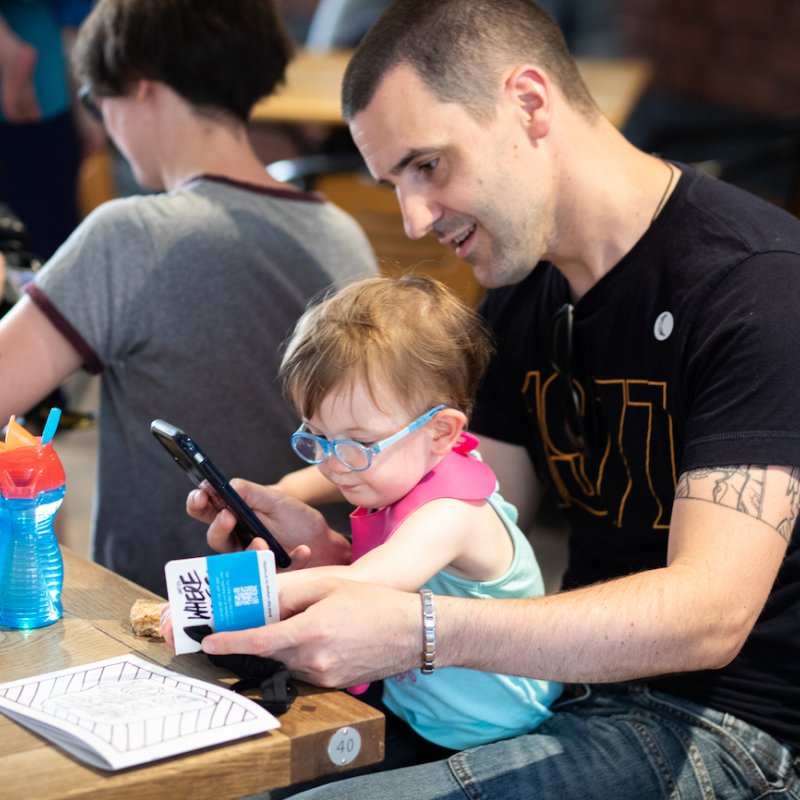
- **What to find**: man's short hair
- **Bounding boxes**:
[73,0,293,123]
[342,0,596,122]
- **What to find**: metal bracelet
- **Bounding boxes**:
[420,589,436,674]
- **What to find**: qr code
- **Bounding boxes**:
[233,584,259,607]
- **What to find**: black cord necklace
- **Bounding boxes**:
[651,162,676,222]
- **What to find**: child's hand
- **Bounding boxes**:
[186,479,351,569]
[160,603,175,649]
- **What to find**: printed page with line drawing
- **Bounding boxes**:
[0,654,280,770]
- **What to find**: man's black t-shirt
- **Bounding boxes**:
[472,165,800,751]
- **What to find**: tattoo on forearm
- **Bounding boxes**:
[676,465,800,542]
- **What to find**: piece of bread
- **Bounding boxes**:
[130,598,166,640]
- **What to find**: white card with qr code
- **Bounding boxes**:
[165,550,279,655]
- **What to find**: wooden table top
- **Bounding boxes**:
[252,50,652,130]
[253,50,353,126]
[0,548,384,800]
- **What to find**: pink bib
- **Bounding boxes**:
[349,432,497,563]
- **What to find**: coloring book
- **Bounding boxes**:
[0,654,280,770]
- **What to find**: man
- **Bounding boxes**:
[190,1,800,796]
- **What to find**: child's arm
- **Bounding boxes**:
[273,465,345,506]
[280,495,512,593]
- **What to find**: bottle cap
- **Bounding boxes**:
[0,443,65,499]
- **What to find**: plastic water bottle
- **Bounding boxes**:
[0,441,66,629]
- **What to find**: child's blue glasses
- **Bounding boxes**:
[291,404,445,472]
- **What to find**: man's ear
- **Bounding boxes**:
[503,64,552,141]
[430,408,468,456]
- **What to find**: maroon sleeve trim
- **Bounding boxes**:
[26,284,105,375]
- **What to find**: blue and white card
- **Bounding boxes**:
[165,550,279,655]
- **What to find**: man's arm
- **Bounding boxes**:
[199,464,796,688]
[438,463,795,681]
[0,296,83,421]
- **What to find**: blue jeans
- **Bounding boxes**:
[288,683,800,799]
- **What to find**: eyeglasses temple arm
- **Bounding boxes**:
[370,404,447,455]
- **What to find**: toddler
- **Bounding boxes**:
[278,274,562,750]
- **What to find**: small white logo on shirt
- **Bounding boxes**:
[654,311,674,341]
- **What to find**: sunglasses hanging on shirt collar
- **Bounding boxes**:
[550,302,591,453]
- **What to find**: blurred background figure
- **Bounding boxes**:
[0,11,41,122]
[0,1,103,260]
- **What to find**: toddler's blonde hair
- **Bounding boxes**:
[280,275,494,420]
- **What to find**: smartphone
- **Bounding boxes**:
[150,419,291,568]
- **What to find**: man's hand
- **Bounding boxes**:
[197,577,421,687]
[186,478,350,569]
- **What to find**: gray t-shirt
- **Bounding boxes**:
[31,176,377,593]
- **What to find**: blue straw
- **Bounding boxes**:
[41,407,62,445]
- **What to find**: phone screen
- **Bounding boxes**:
[150,419,291,568]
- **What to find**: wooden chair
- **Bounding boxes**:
[268,154,485,307]
[77,147,117,219]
